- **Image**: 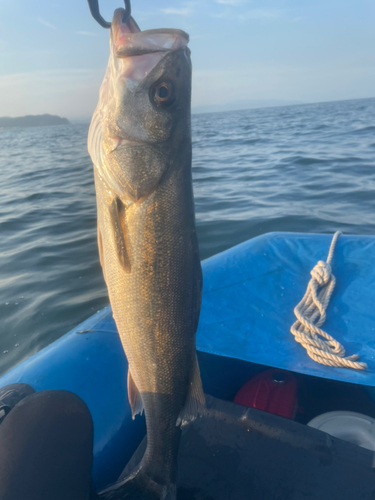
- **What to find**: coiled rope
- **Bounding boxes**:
[290,231,367,370]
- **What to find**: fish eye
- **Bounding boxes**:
[152,82,175,107]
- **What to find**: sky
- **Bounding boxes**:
[0,0,374,119]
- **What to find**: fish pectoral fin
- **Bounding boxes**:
[127,368,144,419]
[177,353,206,426]
[109,198,131,273]
[97,221,106,282]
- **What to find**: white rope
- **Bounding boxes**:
[290,231,367,370]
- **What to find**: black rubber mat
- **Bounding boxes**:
[123,396,375,500]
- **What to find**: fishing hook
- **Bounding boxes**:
[87,0,131,29]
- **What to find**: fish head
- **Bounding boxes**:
[88,9,192,203]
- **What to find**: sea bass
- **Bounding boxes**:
[88,8,204,500]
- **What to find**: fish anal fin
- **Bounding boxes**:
[127,368,144,420]
[177,353,206,426]
[109,198,131,273]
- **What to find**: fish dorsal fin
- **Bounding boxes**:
[108,198,131,273]
[177,353,206,426]
[127,368,144,420]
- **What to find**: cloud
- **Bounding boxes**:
[212,5,281,21]
[290,17,304,23]
[215,0,246,5]
[0,69,95,89]
[76,31,97,36]
[0,69,104,119]
[192,63,375,109]
[160,2,196,16]
[239,9,282,21]
[160,7,193,16]
[37,16,57,30]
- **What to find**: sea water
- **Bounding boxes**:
[0,97,374,375]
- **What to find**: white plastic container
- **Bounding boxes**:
[308,411,375,451]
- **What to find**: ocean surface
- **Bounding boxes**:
[0,97,375,376]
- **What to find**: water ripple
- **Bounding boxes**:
[0,98,375,374]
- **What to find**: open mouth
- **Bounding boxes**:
[112,8,189,59]
[110,9,190,84]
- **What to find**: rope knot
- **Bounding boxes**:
[290,231,367,371]
[310,261,331,286]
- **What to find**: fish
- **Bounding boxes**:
[87,8,204,500]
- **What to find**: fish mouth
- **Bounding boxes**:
[112,8,189,59]
[110,9,189,84]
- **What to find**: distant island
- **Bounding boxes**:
[192,99,304,115]
[0,114,70,129]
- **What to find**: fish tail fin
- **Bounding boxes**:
[99,466,176,500]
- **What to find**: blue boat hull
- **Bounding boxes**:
[1,232,375,489]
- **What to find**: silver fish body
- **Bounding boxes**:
[88,9,204,500]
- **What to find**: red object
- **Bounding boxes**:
[234,369,299,419]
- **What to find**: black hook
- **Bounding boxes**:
[87,0,132,29]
